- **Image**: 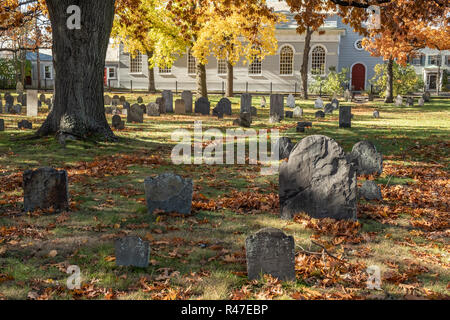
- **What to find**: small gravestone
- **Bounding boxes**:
[285,111,293,118]
[395,95,403,106]
[39,94,46,103]
[314,97,323,109]
[127,104,144,123]
[115,236,150,268]
[406,97,414,107]
[276,137,294,159]
[359,180,382,200]
[23,167,69,212]
[120,96,126,103]
[104,95,112,105]
[422,91,430,102]
[112,115,125,129]
[175,99,186,114]
[373,110,380,118]
[137,96,143,104]
[144,173,193,215]
[324,103,334,114]
[331,98,339,110]
[280,135,357,220]
[315,110,325,118]
[18,120,32,129]
[250,106,257,117]
[147,102,160,116]
[233,112,251,128]
[181,91,193,113]
[156,97,165,114]
[344,89,351,102]
[269,94,284,123]
[418,97,424,106]
[339,106,351,128]
[296,121,312,131]
[260,96,266,108]
[0,119,4,131]
[240,93,252,114]
[27,90,38,117]
[246,228,295,281]
[347,141,383,176]
[162,90,173,113]
[286,94,295,108]
[195,97,210,115]
[293,107,302,118]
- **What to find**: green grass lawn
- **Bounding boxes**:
[0,93,449,300]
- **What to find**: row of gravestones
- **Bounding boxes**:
[0,91,51,116]
[395,92,430,107]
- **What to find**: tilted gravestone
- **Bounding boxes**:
[18,120,32,129]
[115,236,150,268]
[162,90,173,113]
[0,119,4,131]
[144,173,193,215]
[194,97,210,115]
[286,94,295,108]
[246,228,295,281]
[269,94,284,123]
[324,103,334,114]
[127,104,144,123]
[339,106,352,128]
[314,97,323,109]
[346,141,383,176]
[27,90,38,117]
[240,93,252,113]
[156,97,165,114]
[5,94,14,107]
[104,95,112,105]
[293,107,303,118]
[276,137,294,160]
[174,99,186,114]
[181,91,193,113]
[23,167,69,212]
[112,115,125,130]
[279,135,357,220]
[233,112,251,128]
[359,180,382,201]
[146,102,160,116]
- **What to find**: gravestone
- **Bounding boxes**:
[115,236,150,268]
[339,106,352,128]
[18,120,32,129]
[137,96,143,104]
[314,97,323,109]
[344,89,351,102]
[359,180,382,201]
[144,173,193,215]
[373,110,380,118]
[215,98,232,116]
[296,121,312,132]
[279,135,357,220]
[139,104,146,113]
[347,141,383,176]
[39,94,46,103]
[423,91,431,102]
[112,98,120,106]
[240,93,252,113]
[194,97,210,115]
[250,106,257,117]
[114,236,150,268]
[260,96,266,108]
[127,104,144,123]
[395,95,403,106]
[146,102,160,116]
[120,96,126,103]
[406,97,414,107]
[27,90,38,117]
[315,110,325,118]
[331,98,339,110]
[286,94,295,108]
[276,137,294,159]
[23,167,69,212]
[174,99,186,114]
[246,228,295,281]
[113,95,120,100]
[368,93,374,101]
[285,111,293,118]
[293,107,302,118]
[5,94,13,107]
[269,94,284,123]
[181,91,193,113]
[112,115,125,130]
[11,104,22,115]
[324,103,334,114]
[162,90,173,113]
[233,112,251,128]
[104,95,112,105]
[156,97,165,114]
[0,119,4,131]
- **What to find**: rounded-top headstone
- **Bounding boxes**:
[347,140,383,176]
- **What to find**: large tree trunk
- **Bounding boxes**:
[226,61,233,97]
[196,62,207,98]
[385,58,394,103]
[37,0,116,141]
[301,28,313,100]
[146,51,156,93]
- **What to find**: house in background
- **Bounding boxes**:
[408,48,450,91]
[26,52,55,89]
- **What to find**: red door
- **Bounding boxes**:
[351,63,366,91]
[104,68,107,86]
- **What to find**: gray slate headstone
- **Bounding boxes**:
[194,97,210,115]
[127,104,144,123]
[137,96,143,104]
[315,110,325,118]
[217,98,232,115]
[240,93,252,113]
[339,106,352,128]
[233,112,252,128]
[276,137,294,159]
[359,180,382,200]
[115,236,150,268]
[314,98,323,109]
[285,111,293,118]
[324,103,334,114]
[162,90,173,113]
[347,141,383,176]
[269,94,284,123]
[156,97,165,114]
[112,115,125,130]
[246,228,295,281]
[406,97,414,107]
[181,91,193,113]
[279,135,357,220]
[146,102,160,116]
[23,167,69,212]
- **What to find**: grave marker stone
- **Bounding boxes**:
[18,120,32,129]
[240,93,252,113]
[293,107,303,118]
[269,94,284,123]
[27,90,38,117]
[162,90,173,113]
[181,91,193,113]
[146,102,160,116]
[112,115,125,129]
[286,94,295,108]
[115,236,150,268]
[195,97,210,115]
[127,104,144,123]
[339,106,352,128]
[175,99,186,114]
[0,119,4,131]
[314,97,323,109]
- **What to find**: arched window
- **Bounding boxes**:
[280,45,294,75]
[311,46,326,75]
[187,50,197,75]
[130,52,142,74]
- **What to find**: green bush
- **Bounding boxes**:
[310,67,349,96]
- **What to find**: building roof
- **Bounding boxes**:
[26,52,53,62]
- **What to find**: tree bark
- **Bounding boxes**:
[196,62,207,98]
[37,0,116,141]
[301,28,313,100]
[226,60,233,97]
[385,58,394,103]
[146,51,156,93]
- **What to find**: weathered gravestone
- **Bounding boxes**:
[368,93,374,101]
[422,91,431,102]
[10,104,21,115]
[406,97,414,107]
[250,106,257,117]
[339,106,352,128]
[146,102,160,116]
[233,112,252,128]
[39,94,46,103]
[137,96,143,104]
[113,95,120,100]
[156,97,165,114]
[115,236,150,268]
[139,104,146,113]
[120,96,126,103]
[112,98,120,106]
[331,98,339,110]
[0,98,3,113]
[23,167,69,212]
[162,90,173,113]
[395,95,403,106]
[296,121,312,133]
[373,110,380,118]
[346,141,383,176]
[276,137,294,159]
[240,93,252,114]
[418,97,424,107]
[293,107,303,118]
[112,115,125,130]
[104,95,112,105]
[279,135,357,220]
[260,96,266,108]
[18,120,32,129]
[27,90,38,117]
[314,97,323,109]
[175,99,186,114]
[315,110,325,118]
[285,111,293,118]
[214,98,232,117]
[286,94,295,108]
[127,104,144,123]
[195,97,210,115]
[246,228,295,281]
[144,173,193,215]
[269,94,284,123]
[359,180,382,201]
[181,91,193,113]
[0,119,4,131]
[324,103,334,114]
